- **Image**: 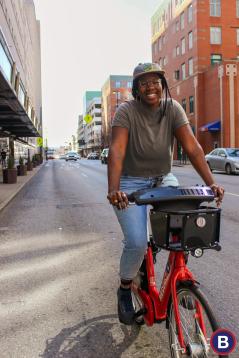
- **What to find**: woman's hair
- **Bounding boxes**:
[132,74,172,118]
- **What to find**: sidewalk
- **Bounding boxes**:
[173,160,191,167]
[0,164,44,212]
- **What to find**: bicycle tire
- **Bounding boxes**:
[168,284,228,358]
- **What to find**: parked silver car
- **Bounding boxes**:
[205,148,239,174]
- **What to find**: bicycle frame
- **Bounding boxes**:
[133,235,198,351]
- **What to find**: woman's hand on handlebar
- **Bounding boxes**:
[107,190,129,210]
[210,183,225,207]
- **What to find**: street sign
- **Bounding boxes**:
[84,114,93,124]
[37,137,43,147]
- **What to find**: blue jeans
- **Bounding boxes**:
[114,173,179,280]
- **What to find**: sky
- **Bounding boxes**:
[33,0,161,147]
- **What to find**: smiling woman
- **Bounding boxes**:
[107,62,225,326]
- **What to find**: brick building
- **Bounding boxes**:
[151,0,239,155]
[101,75,133,148]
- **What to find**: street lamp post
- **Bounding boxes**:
[113,90,120,109]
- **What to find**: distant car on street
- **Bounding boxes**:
[60,154,66,160]
[87,152,99,160]
[205,147,239,174]
[65,151,80,161]
[100,148,109,164]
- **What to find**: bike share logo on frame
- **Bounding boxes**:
[210,329,237,355]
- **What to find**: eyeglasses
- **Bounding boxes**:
[138,79,162,88]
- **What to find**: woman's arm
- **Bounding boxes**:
[175,124,224,205]
[107,126,129,209]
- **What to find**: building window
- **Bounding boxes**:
[189,96,194,113]
[172,22,176,34]
[237,0,239,18]
[182,99,186,111]
[163,56,167,66]
[174,70,180,80]
[188,31,193,49]
[176,21,179,32]
[237,29,239,45]
[181,63,186,80]
[158,37,162,51]
[211,54,222,64]
[181,37,186,54]
[188,58,193,76]
[210,27,222,44]
[153,42,157,56]
[0,40,12,83]
[210,0,221,17]
[188,4,193,23]
[180,12,185,30]
[115,81,121,88]
[176,45,180,56]
[18,83,25,106]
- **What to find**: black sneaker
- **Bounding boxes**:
[117,287,135,325]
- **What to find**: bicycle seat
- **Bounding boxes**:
[129,185,215,211]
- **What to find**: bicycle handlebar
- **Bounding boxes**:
[126,185,215,210]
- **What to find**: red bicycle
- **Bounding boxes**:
[127,185,227,358]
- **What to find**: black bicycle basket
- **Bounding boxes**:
[150,206,221,251]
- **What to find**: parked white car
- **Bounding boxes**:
[65,151,80,161]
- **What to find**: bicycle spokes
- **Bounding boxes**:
[168,287,218,357]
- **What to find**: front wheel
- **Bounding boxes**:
[225,164,232,175]
[168,285,227,358]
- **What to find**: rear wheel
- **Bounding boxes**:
[168,285,227,358]
[131,262,147,326]
[131,281,145,325]
[225,164,232,175]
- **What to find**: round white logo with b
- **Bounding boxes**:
[210,329,237,355]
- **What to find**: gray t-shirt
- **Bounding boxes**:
[112,99,189,177]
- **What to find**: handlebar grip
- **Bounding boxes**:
[126,193,135,203]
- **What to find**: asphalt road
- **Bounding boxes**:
[0,159,238,357]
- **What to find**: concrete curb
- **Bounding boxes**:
[0,163,45,212]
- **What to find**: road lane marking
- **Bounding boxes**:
[81,173,88,177]
[225,192,239,197]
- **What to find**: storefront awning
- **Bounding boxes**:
[199,120,221,132]
[0,69,40,137]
